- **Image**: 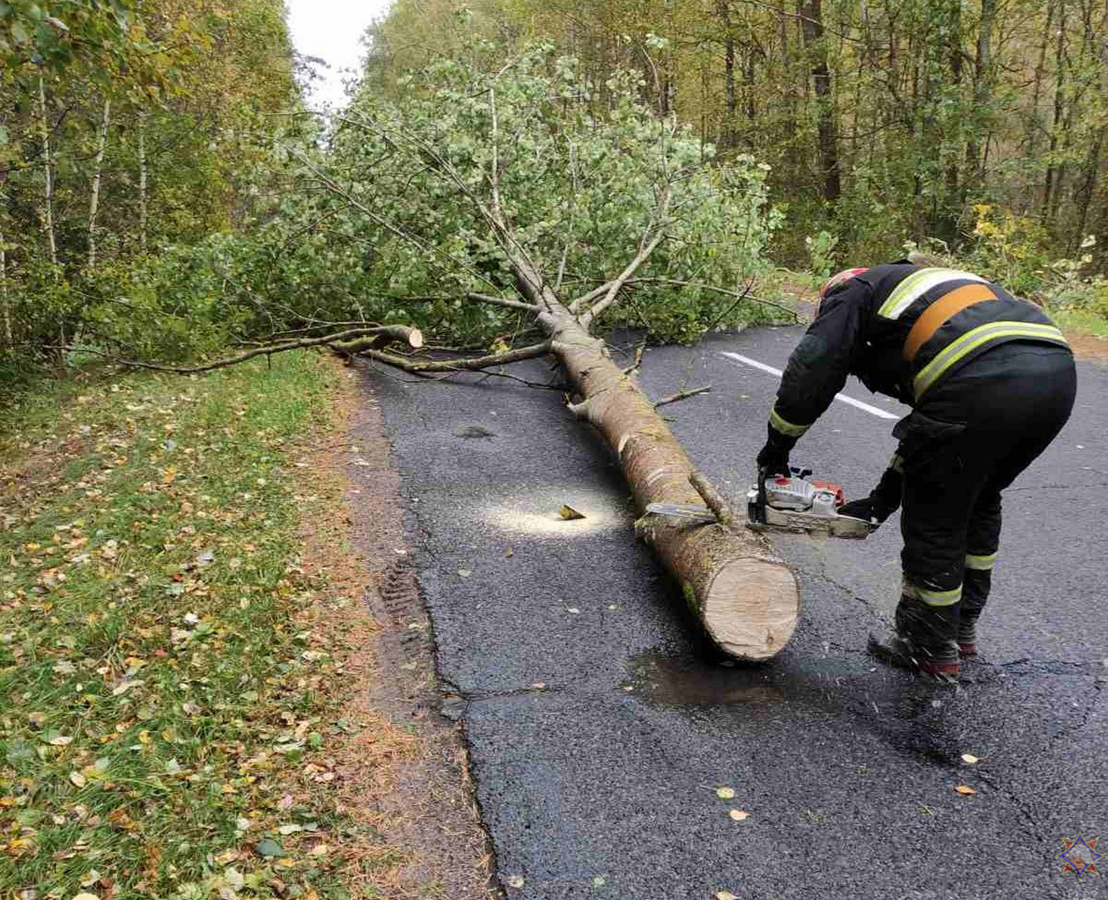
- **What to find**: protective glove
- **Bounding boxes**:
[756,423,795,477]
[838,495,893,526]
[839,465,903,528]
[756,442,790,477]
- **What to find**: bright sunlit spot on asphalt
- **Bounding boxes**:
[480,496,629,536]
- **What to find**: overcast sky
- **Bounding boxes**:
[286,0,394,110]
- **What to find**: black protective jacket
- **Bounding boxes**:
[767,262,1068,447]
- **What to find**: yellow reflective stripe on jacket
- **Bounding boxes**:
[878,268,988,319]
[913,321,1067,399]
[769,406,810,438]
[903,580,963,607]
[965,552,997,571]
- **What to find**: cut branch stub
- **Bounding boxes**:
[332,325,424,357]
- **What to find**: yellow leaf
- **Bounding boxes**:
[69,771,87,788]
[728,809,751,821]
[954,785,976,795]
[960,753,980,764]
[559,504,586,520]
[161,467,177,483]
[715,787,735,799]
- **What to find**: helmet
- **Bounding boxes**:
[819,267,869,300]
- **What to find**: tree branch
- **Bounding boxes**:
[358,340,553,373]
[580,192,673,328]
[51,326,417,374]
[653,385,712,408]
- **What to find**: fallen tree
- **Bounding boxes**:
[75,46,801,659]
[310,55,800,660]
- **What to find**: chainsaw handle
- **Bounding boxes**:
[753,465,770,524]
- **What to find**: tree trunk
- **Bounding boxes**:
[508,261,799,660]
[1043,1,1068,222]
[0,218,10,349]
[723,30,737,149]
[799,0,841,206]
[38,77,58,272]
[138,110,149,253]
[88,98,112,269]
[940,0,964,245]
[964,0,996,195]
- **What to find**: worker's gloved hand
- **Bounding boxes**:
[756,442,790,477]
[756,424,795,477]
[838,495,894,527]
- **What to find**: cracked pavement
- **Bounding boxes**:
[365,326,1107,899]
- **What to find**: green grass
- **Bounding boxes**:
[1052,308,1108,338]
[0,354,357,900]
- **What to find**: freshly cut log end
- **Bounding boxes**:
[636,515,799,661]
[697,556,799,661]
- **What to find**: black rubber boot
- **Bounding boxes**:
[869,594,961,681]
[958,568,991,657]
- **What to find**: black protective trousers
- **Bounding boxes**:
[896,341,1077,613]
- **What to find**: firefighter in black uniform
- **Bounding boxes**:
[756,262,1077,679]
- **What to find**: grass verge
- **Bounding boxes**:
[0,354,411,900]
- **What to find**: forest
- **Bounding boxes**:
[2,0,1107,380]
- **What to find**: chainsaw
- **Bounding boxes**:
[645,467,873,539]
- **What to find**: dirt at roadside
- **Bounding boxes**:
[294,358,495,900]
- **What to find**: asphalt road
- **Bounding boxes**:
[366,327,1107,900]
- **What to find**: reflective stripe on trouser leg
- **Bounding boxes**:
[902,577,962,607]
[965,551,997,570]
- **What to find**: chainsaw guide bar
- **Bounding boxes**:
[643,467,874,540]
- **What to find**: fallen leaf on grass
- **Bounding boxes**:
[559,504,586,520]
[254,838,284,858]
[506,875,525,889]
[716,787,735,799]
[457,569,472,578]
[729,809,751,821]
[954,785,976,795]
[716,892,740,900]
[961,753,980,764]
[69,771,87,788]
[73,894,100,900]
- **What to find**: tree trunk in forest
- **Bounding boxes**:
[0,218,10,349]
[88,99,112,269]
[38,77,58,272]
[1043,1,1068,223]
[964,0,996,196]
[940,2,964,245]
[138,110,149,253]
[798,0,841,207]
[722,11,737,149]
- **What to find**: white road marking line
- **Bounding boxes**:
[719,351,901,421]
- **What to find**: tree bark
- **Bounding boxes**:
[542,299,798,660]
[0,217,10,349]
[138,109,149,253]
[88,98,112,269]
[964,0,996,195]
[798,0,841,206]
[1043,1,1068,223]
[38,77,58,272]
[500,252,798,660]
